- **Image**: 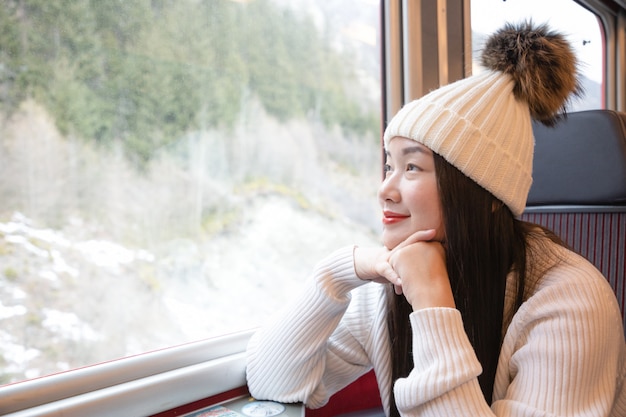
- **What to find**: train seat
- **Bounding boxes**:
[522,109,626,329]
[306,370,384,417]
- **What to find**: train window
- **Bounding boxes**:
[0,0,381,384]
[471,0,604,110]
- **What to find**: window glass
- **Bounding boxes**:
[0,0,381,384]
[471,0,604,110]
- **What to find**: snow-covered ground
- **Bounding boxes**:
[0,196,380,384]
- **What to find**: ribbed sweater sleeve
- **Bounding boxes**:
[394,308,492,415]
[246,246,376,408]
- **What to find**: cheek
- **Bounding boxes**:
[408,185,444,233]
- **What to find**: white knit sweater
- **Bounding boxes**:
[246,243,626,416]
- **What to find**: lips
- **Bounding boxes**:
[382,210,409,225]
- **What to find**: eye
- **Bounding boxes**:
[406,163,421,172]
[383,163,392,173]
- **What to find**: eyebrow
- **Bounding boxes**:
[402,145,431,156]
[385,144,431,157]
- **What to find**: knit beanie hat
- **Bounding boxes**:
[383,21,582,216]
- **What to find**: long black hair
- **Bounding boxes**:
[386,153,528,416]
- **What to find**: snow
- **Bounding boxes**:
[0,302,27,320]
[0,201,379,384]
[41,309,102,342]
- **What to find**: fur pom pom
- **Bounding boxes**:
[480,21,583,126]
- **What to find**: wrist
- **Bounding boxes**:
[408,279,455,310]
[353,246,378,280]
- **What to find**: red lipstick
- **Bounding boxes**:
[382,210,409,225]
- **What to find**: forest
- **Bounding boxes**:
[0,0,378,163]
[0,0,381,238]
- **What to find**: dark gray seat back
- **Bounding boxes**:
[522,109,626,329]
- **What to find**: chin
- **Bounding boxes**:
[381,234,403,250]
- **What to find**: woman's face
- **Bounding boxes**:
[378,137,445,249]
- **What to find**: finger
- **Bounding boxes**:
[394,282,403,295]
[374,261,402,286]
[393,229,437,251]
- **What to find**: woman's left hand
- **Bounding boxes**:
[388,239,455,311]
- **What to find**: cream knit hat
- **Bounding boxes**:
[383,21,582,216]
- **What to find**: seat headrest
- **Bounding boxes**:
[527,109,626,206]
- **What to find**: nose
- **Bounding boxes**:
[378,172,400,205]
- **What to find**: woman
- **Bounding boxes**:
[246,21,626,416]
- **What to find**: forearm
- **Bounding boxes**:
[246,246,367,406]
[394,308,492,416]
